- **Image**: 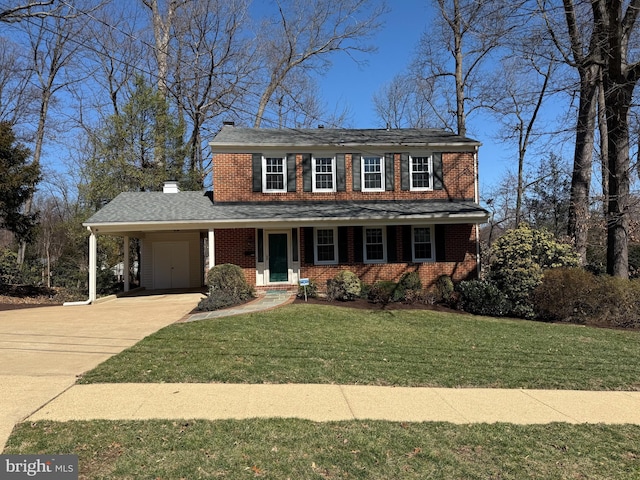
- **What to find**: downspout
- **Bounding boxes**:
[64,226,97,306]
[474,146,482,278]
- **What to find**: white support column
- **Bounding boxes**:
[123,235,130,292]
[88,229,97,303]
[208,229,215,271]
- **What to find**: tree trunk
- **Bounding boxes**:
[604,83,632,278]
[567,67,598,266]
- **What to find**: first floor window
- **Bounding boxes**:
[315,228,337,264]
[411,155,432,190]
[364,227,385,262]
[264,156,285,192]
[313,156,335,191]
[413,226,434,261]
[362,156,384,191]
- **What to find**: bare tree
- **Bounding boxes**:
[372,74,438,129]
[485,55,555,225]
[597,0,640,278]
[11,2,89,265]
[414,0,520,136]
[252,0,386,128]
[171,0,251,188]
[0,37,39,127]
[539,0,604,266]
[0,1,56,23]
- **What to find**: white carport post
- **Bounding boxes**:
[88,228,97,303]
[123,235,130,292]
[208,229,215,271]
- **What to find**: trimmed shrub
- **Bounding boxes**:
[457,280,511,317]
[368,280,397,304]
[395,271,422,302]
[533,268,640,329]
[326,270,361,301]
[533,268,597,323]
[198,263,255,311]
[434,274,454,304]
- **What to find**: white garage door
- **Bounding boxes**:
[152,241,190,289]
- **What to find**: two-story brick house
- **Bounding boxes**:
[83,126,489,301]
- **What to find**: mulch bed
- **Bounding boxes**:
[292,295,459,313]
[0,284,65,311]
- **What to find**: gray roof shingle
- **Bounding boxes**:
[209,126,480,149]
[84,191,489,228]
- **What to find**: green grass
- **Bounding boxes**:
[5,419,640,479]
[79,303,640,390]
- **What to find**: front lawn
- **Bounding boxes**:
[5,419,640,479]
[79,303,640,390]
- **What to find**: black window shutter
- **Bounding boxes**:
[303,227,315,264]
[387,225,397,262]
[435,224,446,261]
[302,154,312,192]
[352,153,361,191]
[353,226,363,263]
[338,226,349,263]
[336,154,346,191]
[401,153,410,191]
[287,153,297,192]
[252,153,262,192]
[433,153,443,190]
[402,225,412,262]
[385,153,395,191]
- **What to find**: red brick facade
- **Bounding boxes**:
[213,152,476,202]
[210,147,481,290]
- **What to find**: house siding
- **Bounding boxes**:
[140,232,202,289]
[213,152,476,203]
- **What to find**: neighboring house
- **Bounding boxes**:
[83,126,489,301]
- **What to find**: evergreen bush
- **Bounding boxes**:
[326,270,361,301]
[457,280,511,317]
[198,264,255,311]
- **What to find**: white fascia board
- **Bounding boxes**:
[84,211,489,235]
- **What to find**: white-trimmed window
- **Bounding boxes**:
[315,227,338,264]
[313,156,336,192]
[263,156,286,192]
[412,226,434,261]
[362,155,384,191]
[364,227,386,263]
[410,155,433,191]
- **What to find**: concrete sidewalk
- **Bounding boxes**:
[27,383,640,425]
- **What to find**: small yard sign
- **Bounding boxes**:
[299,278,310,301]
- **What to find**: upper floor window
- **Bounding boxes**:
[412,226,434,261]
[410,155,433,191]
[263,156,286,192]
[315,227,338,264]
[364,227,386,263]
[362,155,384,191]
[313,156,335,192]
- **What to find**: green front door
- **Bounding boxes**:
[268,233,288,282]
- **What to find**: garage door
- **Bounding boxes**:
[153,241,190,289]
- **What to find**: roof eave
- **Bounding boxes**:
[83,211,490,235]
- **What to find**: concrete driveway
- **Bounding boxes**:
[0,291,203,450]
